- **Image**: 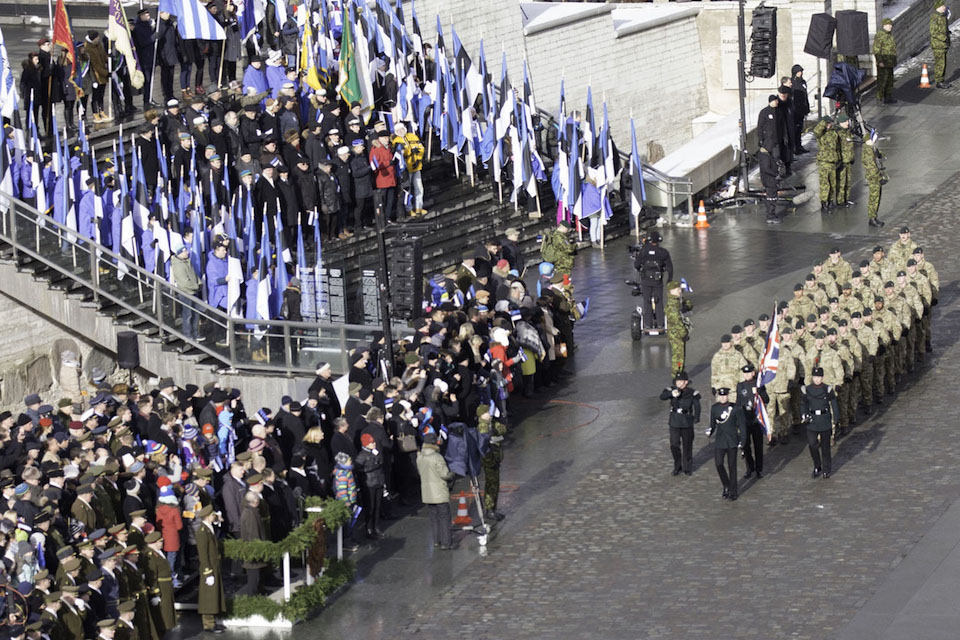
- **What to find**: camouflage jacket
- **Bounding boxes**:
[541,230,574,274]
[838,129,856,164]
[710,348,748,392]
[863,146,884,183]
[931,12,949,50]
[873,30,897,66]
[665,293,689,339]
[814,120,841,163]
[887,239,918,268]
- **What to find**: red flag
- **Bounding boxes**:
[52,0,75,76]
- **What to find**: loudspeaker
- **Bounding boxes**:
[388,237,423,321]
[116,331,140,370]
[836,10,870,56]
[804,13,836,58]
[750,6,778,78]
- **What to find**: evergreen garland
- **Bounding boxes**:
[226,559,356,623]
[223,498,351,565]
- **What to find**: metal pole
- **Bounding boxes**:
[373,201,395,378]
[282,552,291,602]
[737,0,749,192]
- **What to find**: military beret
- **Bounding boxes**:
[730,325,743,334]
[830,247,841,254]
[814,330,826,339]
[822,115,833,123]
[850,311,862,318]
[884,281,895,289]
[811,367,825,377]
[852,270,862,278]
[872,245,884,253]
[716,387,731,396]
[819,306,830,314]
[806,314,817,322]
[836,113,849,123]
[838,319,848,327]
[720,334,732,343]
[863,308,873,316]
[793,283,803,291]
[675,370,689,381]
[781,326,794,335]
[805,273,816,282]
[826,327,838,336]
[897,270,906,277]
[743,319,755,327]
[476,405,490,418]
[741,363,756,373]
[795,320,805,329]
[913,247,924,254]
[841,282,852,290]
[758,314,770,321]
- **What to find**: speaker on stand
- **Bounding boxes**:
[116,331,140,386]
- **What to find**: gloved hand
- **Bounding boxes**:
[705,428,713,437]
[151,597,160,606]
[205,576,215,586]
[671,388,680,398]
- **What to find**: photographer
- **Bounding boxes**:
[632,232,673,329]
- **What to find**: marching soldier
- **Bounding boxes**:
[826,328,855,436]
[906,258,933,361]
[731,325,759,366]
[144,531,176,633]
[837,319,865,423]
[707,389,745,501]
[735,364,769,479]
[742,318,764,364]
[826,248,853,287]
[197,505,226,634]
[659,371,702,476]
[850,311,878,413]
[873,297,900,393]
[801,367,839,477]
[788,283,817,322]
[477,406,507,521]
[888,226,918,268]
[710,335,747,396]
[767,325,798,446]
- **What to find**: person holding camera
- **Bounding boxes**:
[659,371,701,476]
[633,232,673,330]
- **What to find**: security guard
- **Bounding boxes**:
[659,371,702,476]
[633,231,673,329]
[736,364,769,479]
[708,388,745,500]
[801,367,839,478]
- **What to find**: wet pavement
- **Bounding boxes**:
[7,21,960,640]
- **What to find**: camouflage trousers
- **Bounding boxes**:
[668,334,687,377]
[884,346,897,391]
[837,382,855,427]
[934,48,948,82]
[818,161,838,203]
[860,358,874,406]
[837,163,853,202]
[867,178,882,218]
[903,324,917,371]
[482,447,503,511]
[922,312,932,350]
[769,391,792,439]
[873,350,888,398]
[877,67,894,100]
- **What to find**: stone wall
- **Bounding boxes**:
[0,290,117,411]
[891,0,960,60]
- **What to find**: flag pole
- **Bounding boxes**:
[107,33,113,121]
[149,16,160,104]
[217,38,226,87]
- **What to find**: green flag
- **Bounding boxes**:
[337,4,361,106]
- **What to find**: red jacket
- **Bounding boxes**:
[155,503,184,551]
[369,146,396,188]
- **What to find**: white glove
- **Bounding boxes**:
[93,82,99,88]
[75,599,88,611]
[705,428,712,437]
[205,576,215,586]
[671,388,680,398]
[151,597,160,606]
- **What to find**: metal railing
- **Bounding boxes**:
[0,194,379,376]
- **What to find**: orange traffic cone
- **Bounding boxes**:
[453,493,472,526]
[694,200,710,229]
[920,64,932,88]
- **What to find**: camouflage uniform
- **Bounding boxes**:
[540,227,574,276]
[710,341,748,395]
[888,237,918,269]
[826,254,853,288]
[852,315,878,408]
[732,331,759,368]
[768,328,798,441]
[665,281,692,376]
[477,406,507,515]
[930,3,950,84]
[873,21,897,101]
[908,263,933,359]
[836,125,857,204]
[814,263,839,299]
[895,279,923,371]
[787,289,817,323]
[828,333,856,431]
[813,118,840,205]
[875,301,902,391]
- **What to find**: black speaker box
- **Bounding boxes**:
[116,331,140,370]
[389,237,424,321]
[804,13,837,58]
[836,10,869,56]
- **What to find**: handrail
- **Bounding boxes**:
[0,193,379,376]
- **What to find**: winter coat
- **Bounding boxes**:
[333,463,357,505]
[416,444,453,504]
[239,503,268,569]
[355,447,385,488]
[170,254,201,295]
[223,15,241,62]
[155,502,183,551]
[350,153,374,199]
[85,37,109,83]
[132,19,157,69]
[157,18,179,66]
[369,146,396,188]
[318,170,340,214]
[196,523,225,615]
[333,157,353,206]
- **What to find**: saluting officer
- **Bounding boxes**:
[736,364,769,480]
[801,366,839,478]
[707,388,745,501]
[659,371,701,476]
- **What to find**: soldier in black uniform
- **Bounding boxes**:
[757,94,783,224]
[736,364,769,479]
[633,231,673,330]
[658,370,701,476]
[707,388,745,500]
[801,366,839,478]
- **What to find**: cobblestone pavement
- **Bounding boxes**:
[271,48,960,640]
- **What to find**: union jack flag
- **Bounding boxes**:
[755,307,780,439]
